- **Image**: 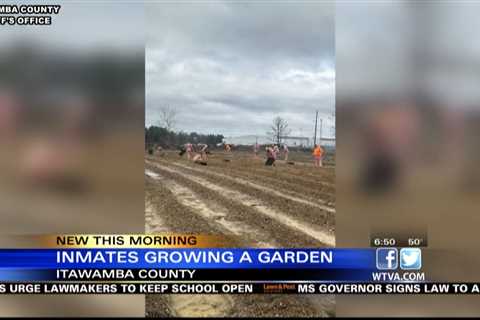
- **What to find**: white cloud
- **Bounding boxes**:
[146,1,335,137]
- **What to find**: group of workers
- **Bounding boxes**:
[179,141,324,168]
[263,143,323,167]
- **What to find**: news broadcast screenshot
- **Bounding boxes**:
[0,0,479,318]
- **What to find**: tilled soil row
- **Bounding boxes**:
[148,153,335,186]
[194,154,335,186]
[228,166,335,201]
[146,163,331,247]
[231,160,336,187]
[148,161,335,238]
[223,153,334,177]
[169,159,336,206]
[145,171,334,317]
[146,178,240,242]
[146,170,277,247]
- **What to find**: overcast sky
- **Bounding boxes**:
[146,1,335,138]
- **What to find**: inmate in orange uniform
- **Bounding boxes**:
[313,145,324,167]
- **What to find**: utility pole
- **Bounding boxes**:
[320,118,323,145]
[314,110,318,146]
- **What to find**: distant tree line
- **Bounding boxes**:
[145,126,224,149]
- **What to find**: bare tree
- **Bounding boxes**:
[267,116,291,145]
[159,105,177,131]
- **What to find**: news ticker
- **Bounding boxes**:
[0,234,430,294]
[1,283,480,295]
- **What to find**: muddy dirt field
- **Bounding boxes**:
[145,150,335,317]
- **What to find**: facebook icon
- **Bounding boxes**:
[376,248,398,270]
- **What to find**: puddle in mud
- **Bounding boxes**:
[145,170,161,179]
[169,295,234,317]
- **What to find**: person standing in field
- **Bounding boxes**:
[265,145,276,166]
[313,144,324,167]
[224,143,232,162]
[283,144,289,161]
[185,143,194,161]
[273,145,280,160]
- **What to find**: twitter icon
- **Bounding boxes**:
[400,248,422,270]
